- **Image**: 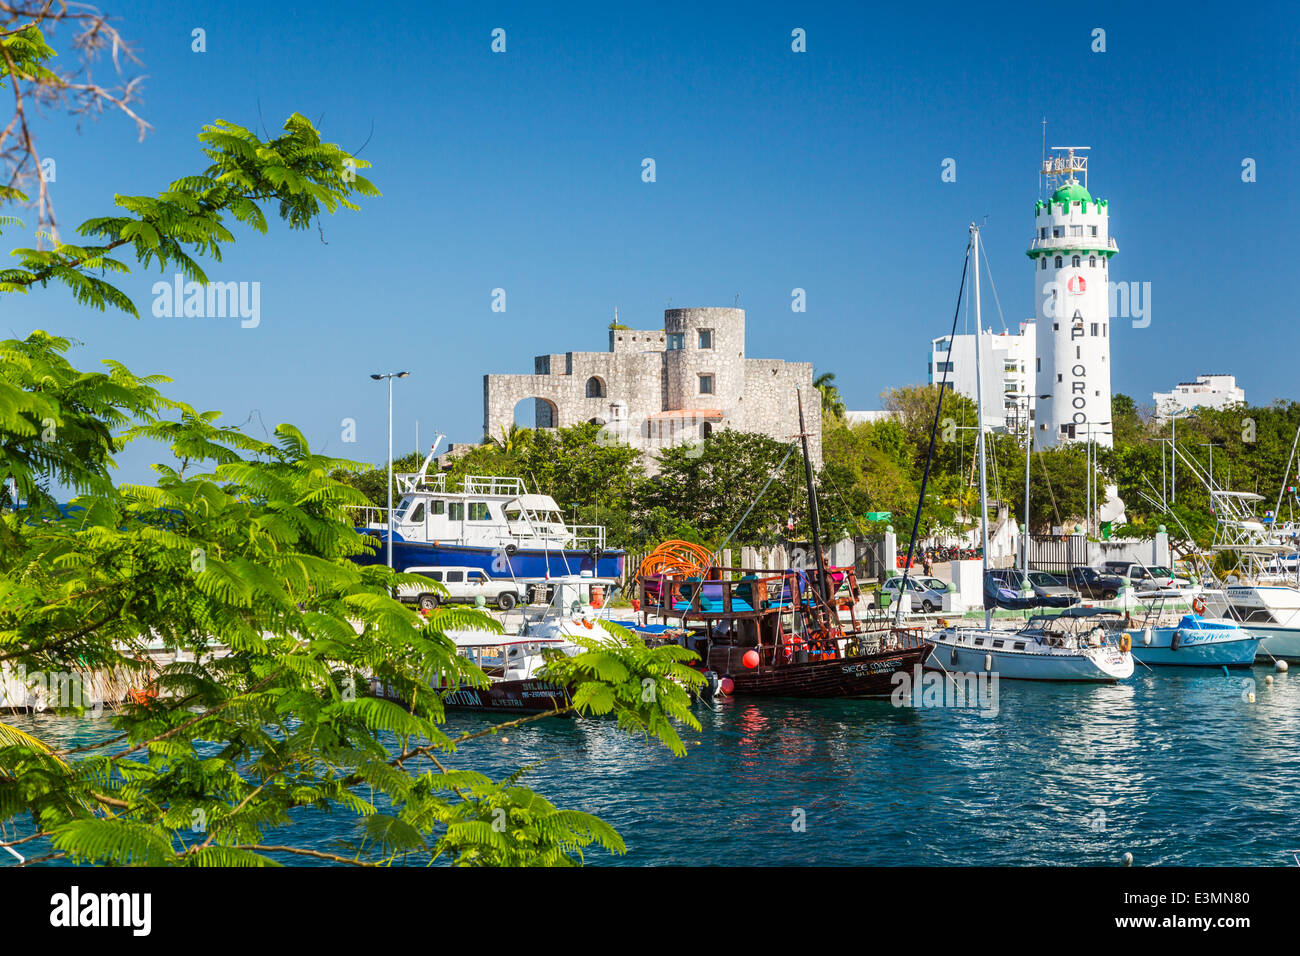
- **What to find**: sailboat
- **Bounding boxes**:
[922,224,1133,681]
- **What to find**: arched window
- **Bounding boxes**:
[1054,256,1063,269]
[1089,255,1097,267]
[585,376,606,398]
[702,422,713,439]
[1071,255,1081,267]
[1040,257,1047,270]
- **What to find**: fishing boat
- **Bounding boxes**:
[351,439,625,579]
[635,391,933,699]
[918,224,1132,681]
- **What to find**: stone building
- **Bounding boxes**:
[483,307,820,469]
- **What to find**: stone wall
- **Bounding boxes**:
[483,307,821,469]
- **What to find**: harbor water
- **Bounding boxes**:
[6,664,1297,866]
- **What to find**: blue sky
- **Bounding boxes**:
[8,0,1298,482]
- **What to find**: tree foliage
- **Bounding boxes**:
[0,25,700,867]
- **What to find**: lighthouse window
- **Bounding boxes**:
[1091,323,1099,336]
[1089,256,1097,267]
[698,374,714,395]
[1054,256,1063,268]
[1069,225,1083,237]
[666,333,685,350]
[1040,257,1047,270]
[1053,226,1064,238]
[1072,255,1081,267]
[698,329,713,349]
[1040,227,1048,239]
[1090,225,1098,237]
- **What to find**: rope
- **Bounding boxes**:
[897,240,972,625]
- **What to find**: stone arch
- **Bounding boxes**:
[585,375,606,398]
[512,396,559,429]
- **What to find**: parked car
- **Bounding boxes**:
[1067,565,1126,600]
[1100,562,1193,591]
[1025,570,1080,600]
[987,568,1080,602]
[872,576,947,613]
[397,566,520,611]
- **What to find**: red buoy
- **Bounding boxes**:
[742,650,760,669]
[719,677,735,695]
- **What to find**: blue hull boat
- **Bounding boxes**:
[356,533,625,580]
[1132,615,1259,667]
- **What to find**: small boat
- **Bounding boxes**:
[1129,614,1259,668]
[426,574,719,712]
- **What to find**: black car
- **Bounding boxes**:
[1067,566,1125,600]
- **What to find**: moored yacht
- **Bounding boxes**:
[351,440,625,579]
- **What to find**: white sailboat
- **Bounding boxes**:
[923,224,1132,681]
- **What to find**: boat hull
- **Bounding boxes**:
[355,537,626,580]
[925,636,1132,681]
[708,644,933,698]
[436,678,571,713]
[1130,626,1259,667]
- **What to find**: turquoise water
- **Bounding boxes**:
[6,664,1298,866]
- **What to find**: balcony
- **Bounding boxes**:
[1027,235,1118,253]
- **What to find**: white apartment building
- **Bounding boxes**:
[1153,374,1245,421]
[928,321,1037,433]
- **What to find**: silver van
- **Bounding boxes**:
[398,566,520,611]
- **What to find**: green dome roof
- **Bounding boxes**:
[1051,181,1093,204]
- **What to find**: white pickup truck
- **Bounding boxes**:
[397,566,521,611]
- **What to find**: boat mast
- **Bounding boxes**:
[970,223,991,629]
[796,389,832,617]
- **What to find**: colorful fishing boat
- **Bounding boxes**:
[635,391,932,699]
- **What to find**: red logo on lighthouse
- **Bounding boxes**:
[1067,274,1087,294]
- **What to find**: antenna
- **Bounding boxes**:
[1040,118,1047,202]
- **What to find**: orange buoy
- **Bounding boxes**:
[742,649,760,669]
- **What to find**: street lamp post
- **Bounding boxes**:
[1081,421,1112,537]
[370,371,410,569]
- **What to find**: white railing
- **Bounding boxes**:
[462,475,528,496]
[1026,236,1118,252]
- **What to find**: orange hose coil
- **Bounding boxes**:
[636,540,715,580]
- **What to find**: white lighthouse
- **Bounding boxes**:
[1030,147,1117,448]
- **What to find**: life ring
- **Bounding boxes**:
[1192,597,1206,615]
[1119,633,1131,653]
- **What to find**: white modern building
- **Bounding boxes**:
[1028,147,1117,448]
[928,321,1036,432]
[1153,374,1245,421]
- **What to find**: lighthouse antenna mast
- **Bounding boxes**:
[1043,145,1090,191]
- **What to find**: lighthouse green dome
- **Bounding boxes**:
[1051,181,1093,204]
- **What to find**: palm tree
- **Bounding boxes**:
[491,423,531,454]
[814,371,846,419]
